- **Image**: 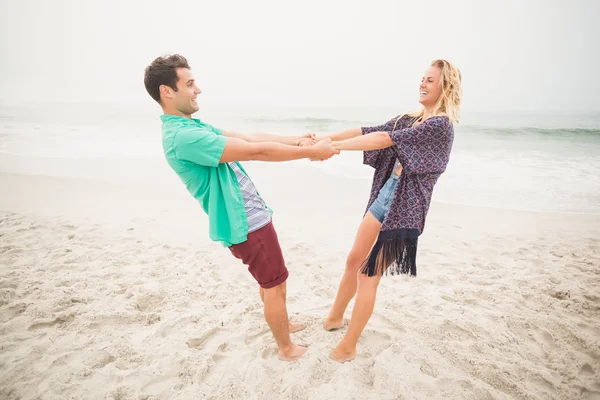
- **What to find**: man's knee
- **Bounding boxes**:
[262,281,286,297]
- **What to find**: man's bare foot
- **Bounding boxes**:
[323,317,343,331]
[278,344,308,361]
[329,345,356,363]
[289,322,306,333]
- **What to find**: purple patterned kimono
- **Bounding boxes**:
[360,114,454,277]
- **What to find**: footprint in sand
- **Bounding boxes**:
[134,293,165,312]
[583,294,600,303]
[532,326,556,351]
[50,351,82,368]
[368,313,405,334]
[550,251,564,258]
[212,353,227,363]
[245,329,270,345]
[548,290,570,300]
[160,316,199,338]
[418,359,439,378]
[313,287,334,299]
[440,294,455,303]
[577,323,600,338]
[140,374,179,399]
[2,247,24,256]
[186,327,220,350]
[525,374,555,394]
[80,350,116,370]
[107,386,134,400]
[289,244,308,252]
[28,313,75,330]
[357,331,392,360]
[1,302,27,322]
[0,281,17,289]
[261,347,279,360]
[579,363,595,378]
[525,326,556,359]
[55,280,78,288]
[440,320,477,341]
[217,342,229,353]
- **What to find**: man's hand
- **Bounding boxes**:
[297,132,317,147]
[309,138,339,161]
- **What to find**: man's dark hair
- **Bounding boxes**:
[144,54,191,103]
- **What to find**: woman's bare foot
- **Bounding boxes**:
[289,322,306,333]
[323,317,344,331]
[329,345,356,363]
[278,344,308,361]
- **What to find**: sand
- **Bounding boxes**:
[1,158,599,400]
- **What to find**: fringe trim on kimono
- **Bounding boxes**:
[360,228,420,277]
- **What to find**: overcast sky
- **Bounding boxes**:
[1,0,598,113]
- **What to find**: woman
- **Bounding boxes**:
[316,59,462,362]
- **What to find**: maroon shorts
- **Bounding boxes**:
[228,221,289,289]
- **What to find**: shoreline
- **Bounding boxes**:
[2,150,599,216]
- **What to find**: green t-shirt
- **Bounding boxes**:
[161,114,269,246]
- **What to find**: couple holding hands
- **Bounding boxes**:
[144,54,462,362]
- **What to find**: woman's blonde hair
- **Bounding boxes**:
[407,59,462,126]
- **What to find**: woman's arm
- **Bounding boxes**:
[314,128,362,142]
[313,115,405,143]
[332,131,393,151]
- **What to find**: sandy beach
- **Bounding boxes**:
[1,155,599,400]
[1,0,599,396]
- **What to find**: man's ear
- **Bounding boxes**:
[159,85,173,100]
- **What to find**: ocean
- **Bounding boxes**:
[1,102,599,214]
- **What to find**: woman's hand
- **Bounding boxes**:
[297,132,317,147]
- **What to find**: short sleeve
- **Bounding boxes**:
[203,122,224,136]
[174,125,227,167]
[361,115,405,168]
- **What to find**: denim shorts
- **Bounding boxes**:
[368,174,399,223]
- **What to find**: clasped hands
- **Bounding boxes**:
[297,133,341,161]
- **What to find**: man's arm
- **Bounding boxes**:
[219,137,338,163]
[223,131,314,146]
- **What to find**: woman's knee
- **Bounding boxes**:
[345,251,367,272]
[357,272,381,287]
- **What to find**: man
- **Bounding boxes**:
[144,54,338,361]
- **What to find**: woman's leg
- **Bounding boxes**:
[323,212,382,330]
[330,273,382,362]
